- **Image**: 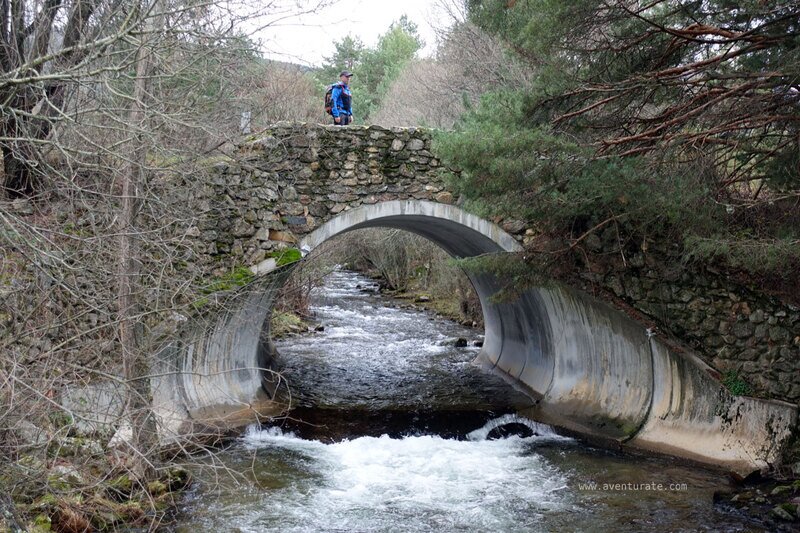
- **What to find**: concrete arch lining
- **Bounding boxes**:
[300,200,522,257]
[300,200,555,404]
[154,199,797,475]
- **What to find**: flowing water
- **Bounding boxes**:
[174,269,767,532]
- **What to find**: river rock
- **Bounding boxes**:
[771,485,792,496]
[454,337,467,347]
[771,504,796,521]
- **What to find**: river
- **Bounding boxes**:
[174,268,767,532]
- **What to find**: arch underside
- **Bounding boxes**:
[154,200,796,475]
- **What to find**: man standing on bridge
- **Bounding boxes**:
[331,70,354,126]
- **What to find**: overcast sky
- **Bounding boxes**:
[253,0,456,67]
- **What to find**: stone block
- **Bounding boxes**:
[732,321,755,338]
[502,220,526,234]
[232,221,254,237]
[435,191,454,204]
[328,193,358,203]
[268,230,296,243]
[284,215,308,227]
[768,326,789,342]
[406,138,425,151]
[748,309,765,323]
[399,164,416,178]
[255,227,270,241]
[282,185,298,200]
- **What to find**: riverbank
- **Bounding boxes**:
[3,437,192,532]
[344,263,483,328]
[269,261,483,341]
[714,472,800,528]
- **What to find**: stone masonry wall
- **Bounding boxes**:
[566,229,800,404]
[178,122,798,406]
[185,123,456,270]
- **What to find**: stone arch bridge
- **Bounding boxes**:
[152,123,796,476]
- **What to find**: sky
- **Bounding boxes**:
[252,0,457,67]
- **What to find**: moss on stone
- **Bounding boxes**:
[268,248,302,267]
[162,466,191,492]
[201,266,255,294]
[31,513,52,531]
[722,370,752,396]
[106,474,133,499]
[146,480,168,497]
[270,311,307,338]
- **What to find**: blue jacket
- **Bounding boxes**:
[331,82,352,118]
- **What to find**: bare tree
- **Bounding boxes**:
[117,0,165,477]
[0,0,339,527]
[372,9,534,128]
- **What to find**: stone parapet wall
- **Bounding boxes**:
[186,123,457,270]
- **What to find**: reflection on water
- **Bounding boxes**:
[174,269,766,532]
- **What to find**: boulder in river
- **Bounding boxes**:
[771,504,796,521]
[454,338,467,347]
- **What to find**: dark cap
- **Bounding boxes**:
[339,70,354,77]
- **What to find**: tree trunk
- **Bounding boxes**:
[0,0,98,198]
[2,144,34,197]
[117,0,162,478]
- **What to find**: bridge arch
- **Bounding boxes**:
[153,200,795,475]
[300,199,522,256]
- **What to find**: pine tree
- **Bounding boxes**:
[438,0,800,280]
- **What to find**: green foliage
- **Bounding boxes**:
[685,235,800,274]
[48,410,74,430]
[436,109,716,237]
[201,266,254,294]
[270,311,307,338]
[722,370,752,397]
[455,252,547,302]
[269,248,302,267]
[316,17,423,120]
[435,0,800,282]
[317,35,366,82]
